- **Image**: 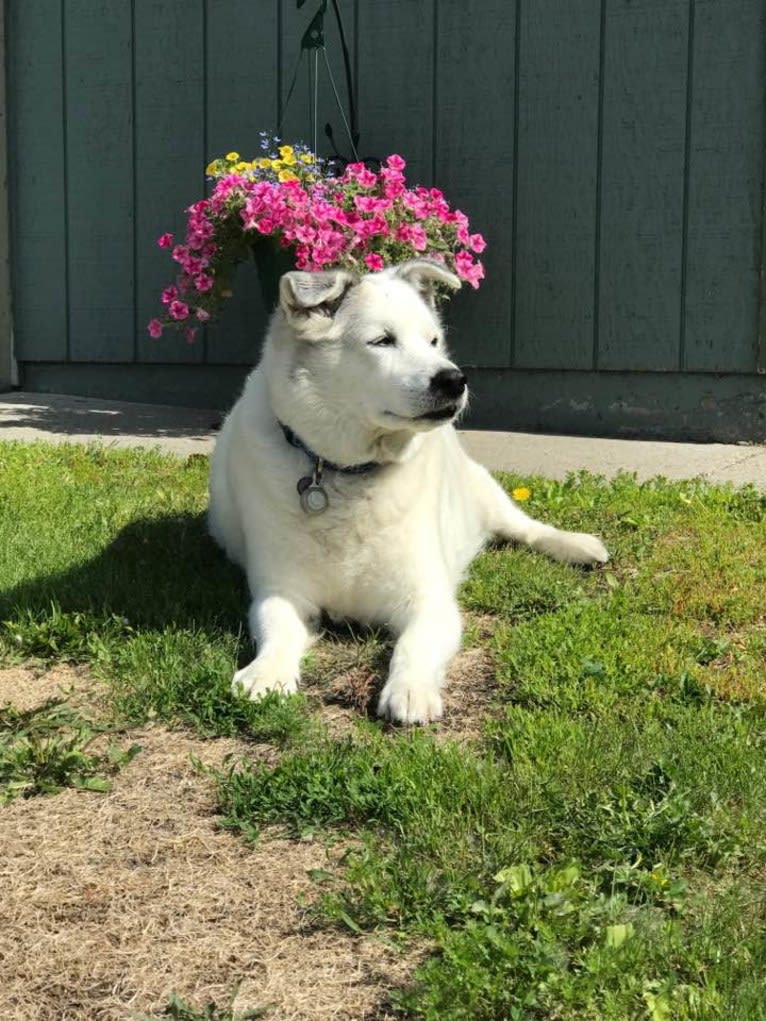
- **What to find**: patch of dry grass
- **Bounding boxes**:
[0,662,102,714]
[0,668,421,1021]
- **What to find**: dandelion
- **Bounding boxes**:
[512,487,531,502]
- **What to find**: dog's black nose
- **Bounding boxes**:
[429,368,467,399]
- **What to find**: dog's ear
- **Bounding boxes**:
[391,259,462,306]
[279,269,358,327]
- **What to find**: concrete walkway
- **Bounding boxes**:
[1,391,765,487]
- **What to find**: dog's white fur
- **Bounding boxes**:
[208,260,608,724]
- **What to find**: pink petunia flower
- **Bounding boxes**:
[385,154,406,171]
[194,273,214,293]
[168,300,190,321]
[161,286,178,306]
[469,232,487,254]
[455,251,485,289]
[364,252,384,271]
[354,194,379,214]
[408,224,428,252]
[356,166,378,189]
[147,318,163,338]
[157,233,174,249]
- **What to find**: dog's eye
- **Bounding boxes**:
[368,334,396,348]
[430,337,439,348]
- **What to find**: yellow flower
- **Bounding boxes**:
[225,151,240,162]
[278,145,295,159]
[270,159,283,171]
[512,487,531,502]
[278,169,298,182]
[234,161,250,173]
[205,161,219,176]
[257,157,271,169]
[299,153,315,164]
[281,152,297,166]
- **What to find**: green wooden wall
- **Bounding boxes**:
[7,0,766,440]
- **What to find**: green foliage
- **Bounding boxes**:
[140,993,270,1020]
[0,697,140,803]
[396,869,766,1020]
[106,626,313,745]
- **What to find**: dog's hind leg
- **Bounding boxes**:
[469,461,609,565]
[232,593,315,699]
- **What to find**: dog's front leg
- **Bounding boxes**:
[232,593,314,700]
[378,597,462,725]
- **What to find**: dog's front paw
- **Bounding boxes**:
[538,529,609,566]
[232,659,299,700]
[377,679,443,725]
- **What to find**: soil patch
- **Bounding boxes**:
[305,620,501,744]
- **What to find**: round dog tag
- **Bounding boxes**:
[297,475,329,515]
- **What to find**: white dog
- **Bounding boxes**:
[208,259,608,724]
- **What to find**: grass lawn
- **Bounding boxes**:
[1,440,765,1020]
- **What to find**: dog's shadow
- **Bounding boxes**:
[2,512,393,716]
[1,512,247,638]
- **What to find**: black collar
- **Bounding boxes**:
[279,422,381,475]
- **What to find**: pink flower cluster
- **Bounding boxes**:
[149,152,486,340]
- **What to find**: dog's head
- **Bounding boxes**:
[267,260,466,459]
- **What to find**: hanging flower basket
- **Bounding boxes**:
[149,134,486,343]
[249,235,296,310]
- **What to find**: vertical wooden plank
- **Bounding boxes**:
[6,0,67,362]
[436,0,515,368]
[514,0,601,369]
[684,0,766,373]
[356,0,434,186]
[279,0,357,160]
[135,0,205,365]
[204,0,280,367]
[207,0,278,154]
[597,0,689,370]
[0,0,13,387]
[66,0,134,362]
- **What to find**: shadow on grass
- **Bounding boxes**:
[0,512,248,636]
